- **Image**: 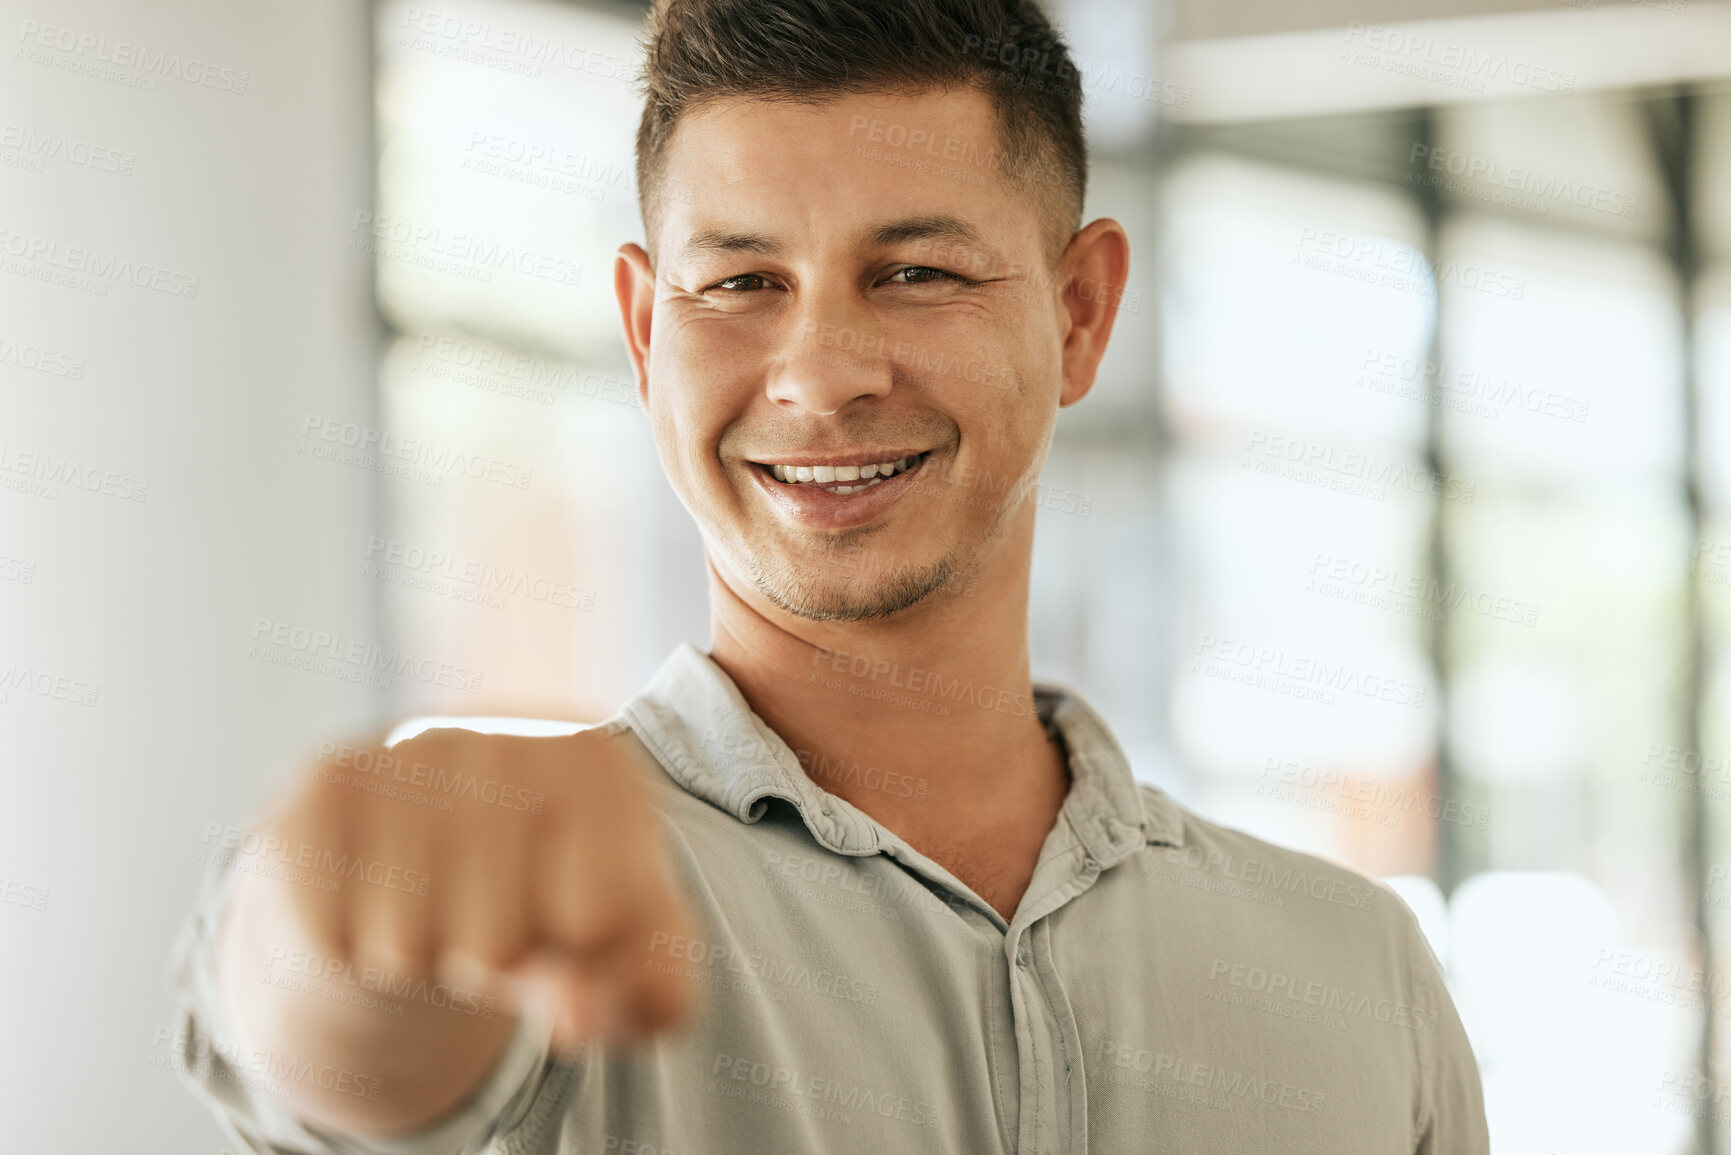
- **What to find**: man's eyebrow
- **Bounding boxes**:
[866,215,991,252]
[681,229,783,259]
[676,216,995,262]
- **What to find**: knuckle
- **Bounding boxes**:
[351,926,435,981]
[283,885,348,958]
[557,905,633,955]
[355,894,437,967]
[454,915,530,971]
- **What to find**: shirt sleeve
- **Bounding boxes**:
[1400,900,1490,1155]
[166,856,555,1155]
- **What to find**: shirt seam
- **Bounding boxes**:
[1405,909,1438,1149]
[1030,921,1083,1151]
[984,940,1017,1151]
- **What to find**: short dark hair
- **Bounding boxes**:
[634,0,1088,265]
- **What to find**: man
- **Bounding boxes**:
[171,0,1489,1151]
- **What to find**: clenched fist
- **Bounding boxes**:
[214,722,696,1135]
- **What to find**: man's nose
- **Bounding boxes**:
[765,311,894,416]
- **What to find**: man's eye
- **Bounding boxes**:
[886,266,967,285]
[711,274,771,292]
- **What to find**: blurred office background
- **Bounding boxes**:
[2,0,1730,1150]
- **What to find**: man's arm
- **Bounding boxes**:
[174,725,695,1147]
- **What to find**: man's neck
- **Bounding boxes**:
[704,521,1071,919]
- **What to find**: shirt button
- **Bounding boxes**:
[1016,944,1030,967]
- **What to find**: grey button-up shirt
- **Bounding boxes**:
[170,642,1488,1154]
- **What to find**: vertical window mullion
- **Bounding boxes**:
[1645,85,1715,1155]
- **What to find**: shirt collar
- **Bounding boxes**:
[619,642,1185,862]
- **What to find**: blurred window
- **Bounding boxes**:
[1156,90,1722,1155]
[373,0,708,721]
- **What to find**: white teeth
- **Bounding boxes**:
[763,454,923,487]
[822,478,883,495]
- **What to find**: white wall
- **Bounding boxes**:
[0,1,380,1149]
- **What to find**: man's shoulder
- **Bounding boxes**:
[1131,781,1430,961]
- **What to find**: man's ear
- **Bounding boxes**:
[615,243,656,409]
[1055,219,1131,408]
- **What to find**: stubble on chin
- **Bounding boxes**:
[745,545,956,622]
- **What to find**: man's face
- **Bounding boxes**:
[620,88,1089,622]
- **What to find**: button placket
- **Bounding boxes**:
[1008,920,1084,1154]
[1020,882,1098,1153]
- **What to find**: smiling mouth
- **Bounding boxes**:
[753,452,930,495]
